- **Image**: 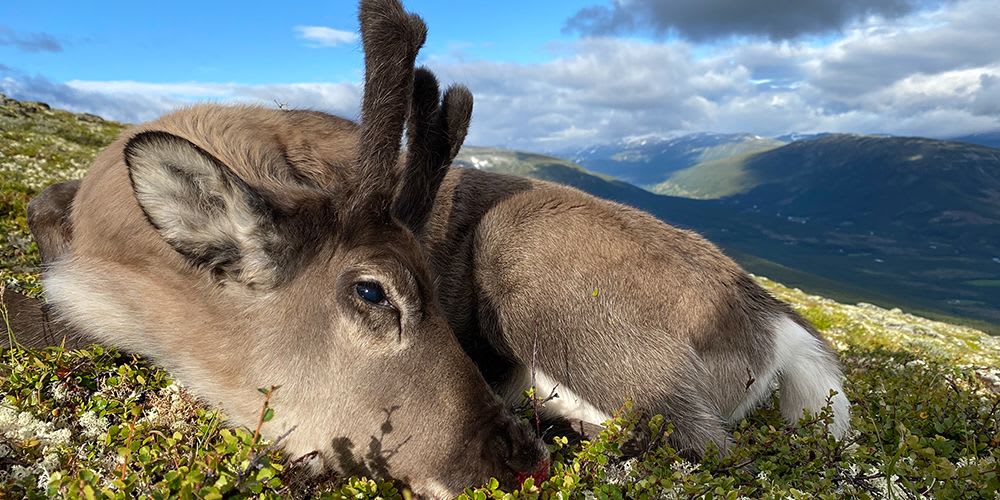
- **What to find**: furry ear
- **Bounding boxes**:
[124,131,285,289]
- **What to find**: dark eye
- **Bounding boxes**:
[354,281,389,306]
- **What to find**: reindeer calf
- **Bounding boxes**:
[26,0,849,495]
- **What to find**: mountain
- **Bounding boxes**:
[951,131,1000,149]
[560,133,785,188]
[454,147,653,203]
[1,90,997,331]
[458,142,1000,332]
[713,136,1000,328]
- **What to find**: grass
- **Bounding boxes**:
[652,152,759,199]
[966,280,1000,288]
[2,94,999,498]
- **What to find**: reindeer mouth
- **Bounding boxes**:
[514,458,551,486]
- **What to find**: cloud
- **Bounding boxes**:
[1,68,361,125]
[427,0,1000,149]
[294,26,358,48]
[564,0,948,41]
[808,2,1000,99]
[0,25,62,52]
[3,0,999,152]
[972,74,1000,116]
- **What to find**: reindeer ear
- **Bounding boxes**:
[124,131,284,289]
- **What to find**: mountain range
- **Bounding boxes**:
[458,135,1000,334]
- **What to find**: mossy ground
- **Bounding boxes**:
[2,95,998,498]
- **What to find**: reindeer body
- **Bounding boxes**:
[422,169,849,454]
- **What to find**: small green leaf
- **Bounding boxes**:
[256,467,275,481]
[262,408,275,422]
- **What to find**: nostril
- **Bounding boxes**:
[485,429,515,464]
[499,425,550,486]
[505,435,547,472]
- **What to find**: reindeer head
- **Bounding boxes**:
[41,0,547,495]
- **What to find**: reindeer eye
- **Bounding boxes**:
[354,281,389,306]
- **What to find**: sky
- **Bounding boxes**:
[2,0,999,152]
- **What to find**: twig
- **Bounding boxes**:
[119,412,139,481]
[1,284,21,360]
[253,385,280,444]
[531,330,541,434]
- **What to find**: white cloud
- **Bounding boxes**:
[430,0,1000,149]
[3,0,999,151]
[0,72,361,124]
[294,26,358,48]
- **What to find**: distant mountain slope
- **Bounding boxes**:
[560,133,784,187]
[454,147,653,202]
[456,143,1000,333]
[951,131,1000,149]
[655,133,1000,208]
[651,152,759,199]
[699,134,1000,229]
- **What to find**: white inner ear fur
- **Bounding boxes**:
[127,135,278,287]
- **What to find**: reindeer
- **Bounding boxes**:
[21,0,850,494]
[30,0,548,496]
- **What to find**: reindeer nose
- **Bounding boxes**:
[484,418,550,484]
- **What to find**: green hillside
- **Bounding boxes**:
[563,133,784,188]
[2,96,999,498]
[652,152,759,199]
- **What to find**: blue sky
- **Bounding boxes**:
[2,0,999,151]
[0,1,586,83]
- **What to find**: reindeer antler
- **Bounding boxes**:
[393,68,474,233]
[351,0,428,215]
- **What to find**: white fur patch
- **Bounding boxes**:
[772,316,851,437]
[503,368,611,426]
[729,316,850,438]
[42,263,146,353]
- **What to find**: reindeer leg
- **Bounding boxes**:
[2,287,91,350]
[28,179,80,264]
[657,378,733,460]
